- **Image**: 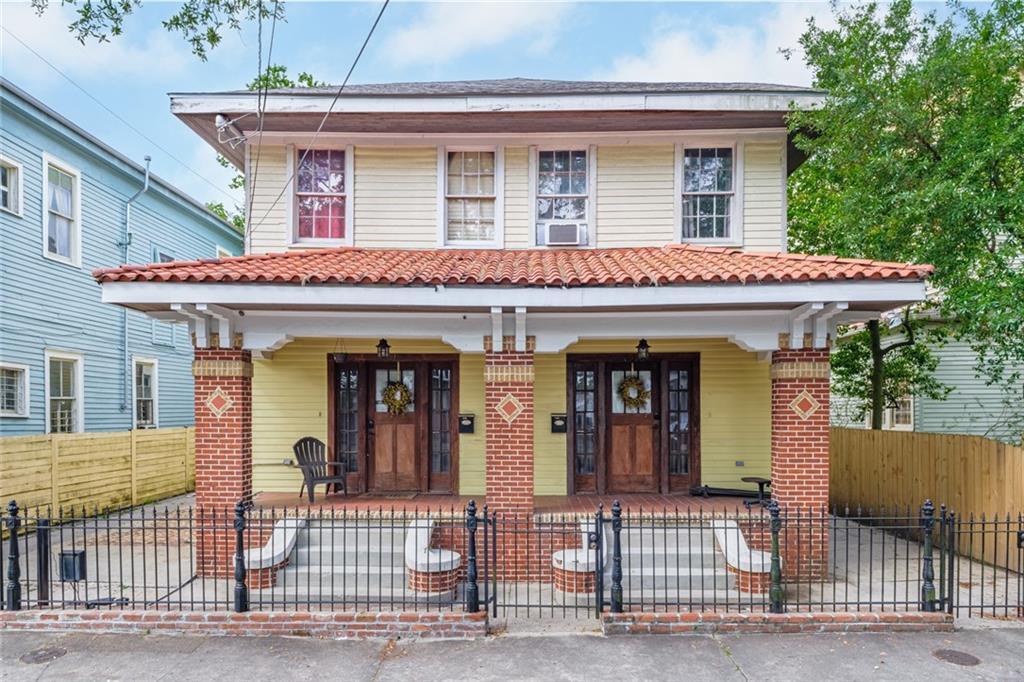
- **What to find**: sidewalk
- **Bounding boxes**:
[2,626,1022,681]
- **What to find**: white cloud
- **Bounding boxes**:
[598,4,837,86]
[0,3,193,82]
[380,1,573,67]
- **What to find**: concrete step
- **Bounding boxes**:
[249,588,459,605]
[615,568,734,591]
[293,529,408,549]
[290,547,407,567]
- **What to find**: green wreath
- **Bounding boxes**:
[617,374,650,410]
[382,380,413,414]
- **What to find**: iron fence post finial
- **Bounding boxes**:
[5,500,21,611]
[465,500,479,613]
[920,499,937,612]
[233,499,249,613]
[610,500,623,614]
[768,499,784,614]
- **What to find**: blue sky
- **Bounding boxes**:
[0,1,949,209]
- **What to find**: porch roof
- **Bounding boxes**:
[94,245,932,288]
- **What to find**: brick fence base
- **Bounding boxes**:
[602,611,954,635]
[0,610,488,640]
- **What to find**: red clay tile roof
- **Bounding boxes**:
[92,245,933,287]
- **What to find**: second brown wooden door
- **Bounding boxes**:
[368,365,419,491]
[606,363,659,493]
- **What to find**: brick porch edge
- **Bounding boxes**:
[602,611,953,635]
[0,611,488,640]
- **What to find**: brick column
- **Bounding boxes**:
[484,336,535,517]
[770,347,831,578]
[193,348,253,576]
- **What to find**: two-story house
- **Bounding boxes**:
[0,79,243,438]
[94,79,931,520]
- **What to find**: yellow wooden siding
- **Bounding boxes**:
[251,338,481,493]
[595,145,676,247]
[742,140,785,251]
[531,339,771,494]
[533,353,568,494]
[0,427,194,511]
[503,146,531,248]
[353,146,437,248]
[458,354,486,495]
[247,145,290,254]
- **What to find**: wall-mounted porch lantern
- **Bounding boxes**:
[635,339,651,361]
[376,338,391,359]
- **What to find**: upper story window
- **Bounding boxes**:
[0,156,22,216]
[295,148,347,242]
[134,359,158,429]
[152,245,175,263]
[46,350,83,433]
[445,150,497,245]
[535,149,591,246]
[42,155,81,265]
[681,147,735,242]
[0,363,30,418]
[216,245,232,259]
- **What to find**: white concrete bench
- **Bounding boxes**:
[404,519,461,573]
[551,519,600,574]
[243,518,306,569]
[711,519,778,574]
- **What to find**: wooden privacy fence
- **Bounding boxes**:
[0,427,195,512]
[830,427,1023,515]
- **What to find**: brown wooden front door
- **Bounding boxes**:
[606,362,659,493]
[368,364,420,491]
[568,355,699,495]
[329,355,458,495]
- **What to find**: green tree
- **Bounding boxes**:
[787,0,1024,427]
[29,0,284,60]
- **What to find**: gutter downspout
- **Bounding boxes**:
[120,156,151,416]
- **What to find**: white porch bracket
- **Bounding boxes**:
[244,332,294,359]
[196,303,239,349]
[171,303,211,348]
[490,307,503,351]
[787,302,823,350]
[811,302,848,348]
[514,307,527,352]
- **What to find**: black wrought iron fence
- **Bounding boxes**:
[2,497,1021,621]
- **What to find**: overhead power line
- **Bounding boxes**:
[2,26,238,204]
[252,0,391,231]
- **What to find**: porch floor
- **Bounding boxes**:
[251,491,754,516]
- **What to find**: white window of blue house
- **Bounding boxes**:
[45,350,83,433]
[133,358,158,429]
[0,155,22,216]
[0,362,30,417]
[152,245,175,263]
[42,154,81,266]
[679,145,740,243]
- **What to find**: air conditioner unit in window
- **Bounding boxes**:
[545,222,584,246]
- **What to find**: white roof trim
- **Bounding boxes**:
[171,91,824,116]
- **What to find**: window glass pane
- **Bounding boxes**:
[668,369,690,475]
[430,367,451,474]
[337,368,359,472]
[0,368,20,413]
[573,369,597,475]
[375,368,415,413]
[49,358,77,433]
[611,370,652,414]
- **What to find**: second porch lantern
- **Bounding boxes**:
[376,338,391,359]
[636,339,650,361]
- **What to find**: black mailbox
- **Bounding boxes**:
[59,549,87,582]
[458,414,475,434]
[550,414,568,433]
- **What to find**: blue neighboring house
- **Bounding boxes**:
[0,79,243,436]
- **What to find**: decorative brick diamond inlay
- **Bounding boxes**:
[495,393,525,425]
[205,387,234,418]
[789,390,821,420]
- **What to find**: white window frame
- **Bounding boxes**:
[0,362,31,418]
[436,145,504,248]
[0,155,23,217]
[152,244,175,263]
[674,141,744,247]
[44,349,84,434]
[286,144,354,247]
[215,245,233,259]
[529,144,597,247]
[41,153,82,267]
[864,395,915,431]
[132,357,159,429]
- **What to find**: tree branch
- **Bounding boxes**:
[880,311,917,356]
